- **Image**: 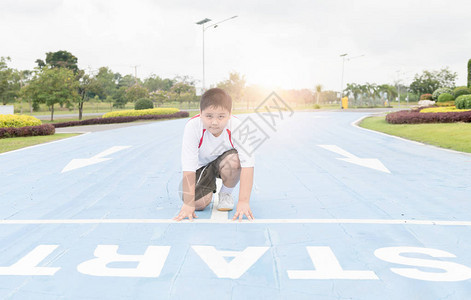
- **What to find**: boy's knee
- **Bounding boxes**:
[222,153,241,171]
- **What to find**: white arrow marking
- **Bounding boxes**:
[318,145,391,173]
[62,146,131,173]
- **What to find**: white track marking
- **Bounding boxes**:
[318,144,391,173]
[1,219,470,225]
[61,146,131,173]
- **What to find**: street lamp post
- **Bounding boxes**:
[196,16,238,93]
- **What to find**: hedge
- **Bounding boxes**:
[437,93,454,102]
[386,108,471,124]
[453,86,471,98]
[0,114,42,128]
[455,95,471,109]
[102,108,179,118]
[432,88,454,101]
[135,98,154,110]
[54,111,189,128]
[0,124,55,139]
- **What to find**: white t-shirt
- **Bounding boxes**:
[181,114,255,172]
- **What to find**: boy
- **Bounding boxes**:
[174,88,255,222]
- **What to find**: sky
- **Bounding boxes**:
[1,0,470,93]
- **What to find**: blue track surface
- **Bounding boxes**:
[1,111,470,299]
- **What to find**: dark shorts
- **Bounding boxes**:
[193,149,238,201]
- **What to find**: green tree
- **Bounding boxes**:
[24,67,79,121]
[171,77,197,108]
[149,90,170,107]
[143,75,174,92]
[118,74,139,89]
[468,59,471,88]
[0,57,21,105]
[77,70,100,120]
[409,67,457,95]
[94,67,117,99]
[113,87,127,108]
[378,84,398,103]
[37,50,79,73]
[125,84,149,103]
[216,72,246,106]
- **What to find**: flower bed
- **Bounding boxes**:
[54,111,189,128]
[0,124,55,139]
[420,107,471,113]
[102,108,180,118]
[386,108,471,124]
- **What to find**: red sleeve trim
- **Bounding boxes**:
[227,129,234,148]
[198,129,206,148]
[189,114,201,121]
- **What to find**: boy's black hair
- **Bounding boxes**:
[200,88,232,112]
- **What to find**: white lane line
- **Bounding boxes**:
[1,219,471,226]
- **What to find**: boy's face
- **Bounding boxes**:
[200,105,231,137]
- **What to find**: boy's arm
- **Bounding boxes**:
[233,167,254,221]
[173,171,197,221]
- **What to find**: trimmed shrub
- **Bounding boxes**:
[420,93,433,100]
[432,88,454,101]
[0,124,55,139]
[0,114,42,128]
[54,111,189,128]
[134,98,154,110]
[437,93,454,102]
[386,108,471,124]
[453,86,471,98]
[102,108,179,118]
[455,95,471,109]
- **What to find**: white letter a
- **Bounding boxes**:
[192,246,269,279]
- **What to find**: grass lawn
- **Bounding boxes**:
[0,133,80,154]
[359,116,471,154]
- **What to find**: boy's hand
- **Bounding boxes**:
[232,202,254,222]
[173,203,198,221]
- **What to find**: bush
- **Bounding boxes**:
[54,111,189,128]
[386,108,471,124]
[453,86,471,98]
[432,88,454,100]
[102,108,179,118]
[437,93,454,102]
[0,114,42,128]
[455,95,471,109]
[134,98,154,110]
[0,124,55,139]
[420,93,433,100]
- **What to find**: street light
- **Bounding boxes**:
[339,53,365,108]
[196,15,238,93]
